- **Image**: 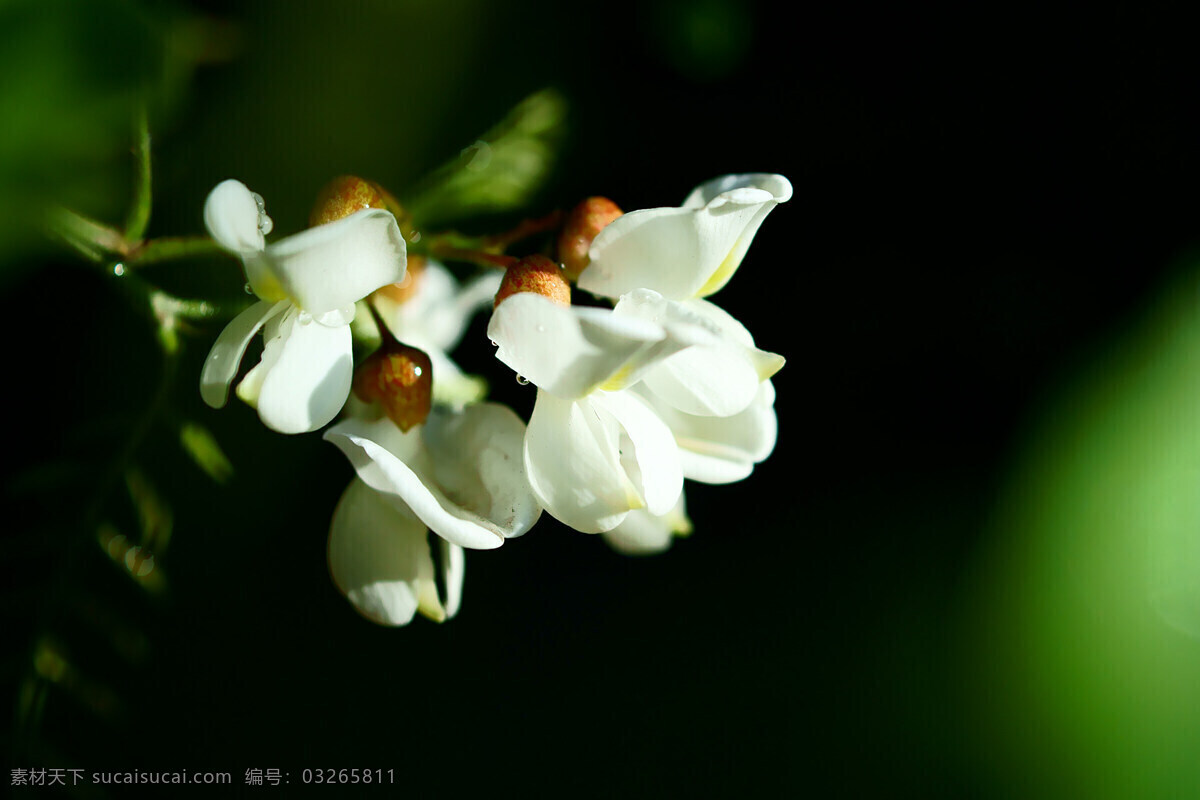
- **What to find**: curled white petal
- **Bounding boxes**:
[204,179,268,254]
[262,209,407,314]
[328,478,444,626]
[199,299,288,409]
[324,404,539,549]
[239,307,354,434]
[582,173,790,300]
[681,173,793,208]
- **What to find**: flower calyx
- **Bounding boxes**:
[494,254,571,309]
[353,339,433,432]
[558,197,622,282]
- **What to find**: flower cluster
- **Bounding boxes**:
[200,173,788,625]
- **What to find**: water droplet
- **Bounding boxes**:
[489,339,498,347]
[536,324,545,333]
[243,283,254,294]
[112,263,125,277]
[515,375,529,385]
[297,311,313,326]
[409,230,422,243]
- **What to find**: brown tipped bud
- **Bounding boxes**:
[494,254,571,309]
[310,175,388,227]
[353,343,433,432]
[558,197,623,281]
[371,255,428,306]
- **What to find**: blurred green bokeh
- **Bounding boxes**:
[968,262,1200,797]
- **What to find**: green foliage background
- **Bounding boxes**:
[5,1,1200,796]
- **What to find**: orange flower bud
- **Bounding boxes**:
[494,254,571,309]
[309,175,388,227]
[353,342,433,432]
[558,197,623,281]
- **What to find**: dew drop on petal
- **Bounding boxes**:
[243,282,254,294]
[112,263,125,277]
[536,324,545,333]
[297,311,313,326]
[515,375,529,385]
[489,339,498,347]
[408,230,422,243]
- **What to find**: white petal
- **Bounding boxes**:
[641,343,761,417]
[328,478,438,626]
[602,494,692,555]
[438,538,465,619]
[421,403,543,538]
[203,179,267,253]
[591,390,683,516]
[488,293,685,398]
[523,390,637,533]
[640,381,779,484]
[262,209,407,314]
[251,310,354,434]
[199,299,288,409]
[324,404,538,548]
[641,298,783,416]
[582,174,790,300]
[681,173,793,208]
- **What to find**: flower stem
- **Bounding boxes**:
[47,207,127,262]
[426,244,518,270]
[124,106,152,243]
[128,236,225,265]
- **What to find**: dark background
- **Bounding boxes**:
[4,1,1200,795]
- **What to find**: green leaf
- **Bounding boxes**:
[404,89,567,227]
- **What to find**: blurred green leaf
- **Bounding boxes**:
[124,468,172,554]
[404,89,567,227]
[972,262,1200,798]
[0,0,193,281]
[179,421,234,485]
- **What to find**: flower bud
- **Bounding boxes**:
[558,197,622,281]
[309,175,388,227]
[371,255,428,306]
[353,342,432,432]
[494,254,571,308]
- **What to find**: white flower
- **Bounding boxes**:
[328,477,464,626]
[199,179,407,434]
[579,174,788,418]
[355,259,501,408]
[324,402,541,551]
[488,290,711,533]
